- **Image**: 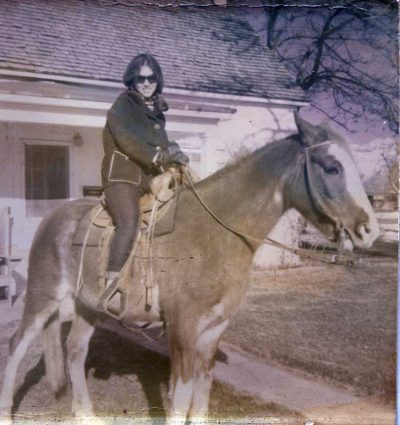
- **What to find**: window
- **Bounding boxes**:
[25,145,69,216]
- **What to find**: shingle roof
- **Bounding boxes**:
[0,0,308,102]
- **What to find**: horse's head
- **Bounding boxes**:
[293,113,379,250]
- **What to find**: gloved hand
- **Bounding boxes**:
[154,149,189,170]
[165,151,189,166]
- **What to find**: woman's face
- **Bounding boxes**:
[135,64,157,99]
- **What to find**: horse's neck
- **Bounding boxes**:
[192,140,299,249]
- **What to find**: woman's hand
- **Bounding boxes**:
[166,151,189,166]
[156,150,188,167]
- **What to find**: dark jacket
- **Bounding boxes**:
[102,90,172,189]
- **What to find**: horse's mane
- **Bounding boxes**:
[193,122,351,192]
[196,134,302,190]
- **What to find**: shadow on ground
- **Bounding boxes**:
[86,328,170,419]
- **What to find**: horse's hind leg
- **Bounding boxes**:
[0,300,59,421]
[66,307,96,418]
[41,313,67,397]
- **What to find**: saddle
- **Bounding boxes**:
[72,170,182,320]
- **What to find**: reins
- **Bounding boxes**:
[182,156,357,267]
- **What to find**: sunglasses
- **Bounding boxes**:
[135,74,157,84]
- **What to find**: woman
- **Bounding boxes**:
[101,53,189,293]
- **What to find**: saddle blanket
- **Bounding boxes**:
[72,190,179,248]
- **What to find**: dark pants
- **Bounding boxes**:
[104,183,142,272]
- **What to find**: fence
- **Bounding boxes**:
[376,211,398,242]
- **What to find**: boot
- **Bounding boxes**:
[98,271,121,314]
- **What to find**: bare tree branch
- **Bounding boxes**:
[253,0,398,134]
[381,151,399,191]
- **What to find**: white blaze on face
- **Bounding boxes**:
[327,143,379,243]
[327,144,371,211]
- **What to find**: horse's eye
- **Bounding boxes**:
[325,166,339,175]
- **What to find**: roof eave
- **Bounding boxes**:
[0,69,309,108]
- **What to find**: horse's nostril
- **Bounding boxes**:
[357,223,371,237]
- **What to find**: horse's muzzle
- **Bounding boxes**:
[348,217,380,249]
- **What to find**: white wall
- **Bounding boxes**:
[0,122,103,253]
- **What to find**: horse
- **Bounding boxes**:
[0,114,379,423]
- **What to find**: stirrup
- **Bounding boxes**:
[97,278,128,320]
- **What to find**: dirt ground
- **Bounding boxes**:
[0,315,301,423]
[0,245,396,423]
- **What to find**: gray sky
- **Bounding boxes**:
[243,2,397,145]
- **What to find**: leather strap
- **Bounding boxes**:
[182,166,356,266]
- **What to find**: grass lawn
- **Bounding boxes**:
[223,255,397,400]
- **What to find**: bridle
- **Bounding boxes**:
[304,141,350,249]
[182,143,358,267]
[305,141,343,228]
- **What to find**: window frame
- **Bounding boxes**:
[22,139,75,218]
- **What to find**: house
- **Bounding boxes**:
[0,0,308,266]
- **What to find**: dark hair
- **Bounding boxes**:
[122,53,164,94]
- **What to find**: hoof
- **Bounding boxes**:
[0,414,12,425]
[166,416,188,425]
[54,383,68,400]
[72,404,94,421]
[74,415,106,425]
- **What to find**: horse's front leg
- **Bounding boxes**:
[189,318,230,421]
[66,309,96,418]
[168,332,196,424]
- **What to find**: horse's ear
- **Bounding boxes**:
[294,111,320,147]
